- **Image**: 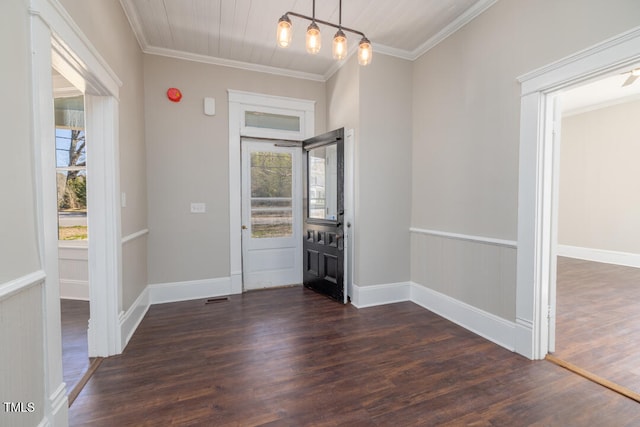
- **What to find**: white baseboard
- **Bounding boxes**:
[557,245,640,268]
[351,282,411,308]
[59,279,89,300]
[351,281,517,353]
[148,276,233,305]
[46,382,68,427]
[410,283,516,352]
[515,317,534,359]
[119,287,150,351]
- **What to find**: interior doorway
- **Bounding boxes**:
[52,69,92,404]
[548,69,640,397]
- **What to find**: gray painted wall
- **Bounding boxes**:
[326,54,413,287]
[411,0,640,320]
[60,0,149,312]
[143,54,327,284]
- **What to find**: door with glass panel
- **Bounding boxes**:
[303,128,345,302]
[241,140,302,289]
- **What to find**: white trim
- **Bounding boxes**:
[350,282,411,308]
[557,245,640,269]
[119,286,150,350]
[84,94,123,358]
[517,26,640,95]
[122,228,149,244]
[148,277,233,305]
[0,271,46,302]
[145,46,325,82]
[411,283,516,352]
[516,26,640,360]
[31,0,122,97]
[350,281,517,352]
[411,0,498,61]
[228,90,316,112]
[59,279,90,301]
[48,382,68,427]
[515,317,534,359]
[410,227,517,248]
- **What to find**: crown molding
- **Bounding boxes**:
[410,0,499,61]
[118,0,148,52]
[119,0,499,82]
[144,46,326,82]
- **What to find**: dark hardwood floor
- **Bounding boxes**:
[69,286,640,426]
[554,256,640,394]
[60,299,90,394]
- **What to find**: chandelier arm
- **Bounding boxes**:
[284,11,367,39]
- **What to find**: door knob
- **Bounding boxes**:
[242,225,248,230]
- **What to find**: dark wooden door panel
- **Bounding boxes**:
[302,128,345,302]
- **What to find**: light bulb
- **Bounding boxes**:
[333,29,347,60]
[276,15,292,48]
[306,22,321,54]
[358,37,372,66]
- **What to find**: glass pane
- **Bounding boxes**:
[54,95,85,128]
[251,199,293,238]
[308,144,337,220]
[56,128,86,168]
[250,151,293,238]
[245,111,300,132]
[57,169,88,240]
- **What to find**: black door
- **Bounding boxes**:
[302,128,345,302]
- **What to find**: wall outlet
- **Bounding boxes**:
[190,202,206,213]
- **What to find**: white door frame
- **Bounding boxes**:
[515,26,640,360]
[30,0,122,422]
[228,90,315,292]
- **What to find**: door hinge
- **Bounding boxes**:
[547,305,552,319]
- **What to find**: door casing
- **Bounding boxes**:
[228,90,315,292]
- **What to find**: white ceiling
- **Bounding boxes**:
[119,0,497,81]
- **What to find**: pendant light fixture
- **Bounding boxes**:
[306,1,321,54]
[276,0,372,65]
[332,1,347,60]
[276,15,292,48]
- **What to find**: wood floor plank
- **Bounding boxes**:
[69,286,640,426]
[555,257,640,394]
[60,299,90,395]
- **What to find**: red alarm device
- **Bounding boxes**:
[166,87,182,102]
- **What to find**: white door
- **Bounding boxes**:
[241,140,302,289]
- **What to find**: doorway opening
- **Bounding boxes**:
[547,70,640,399]
[52,69,97,405]
[515,27,640,362]
[228,90,315,294]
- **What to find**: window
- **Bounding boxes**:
[308,144,337,220]
[55,95,87,240]
[245,111,301,132]
[250,151,293,238]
